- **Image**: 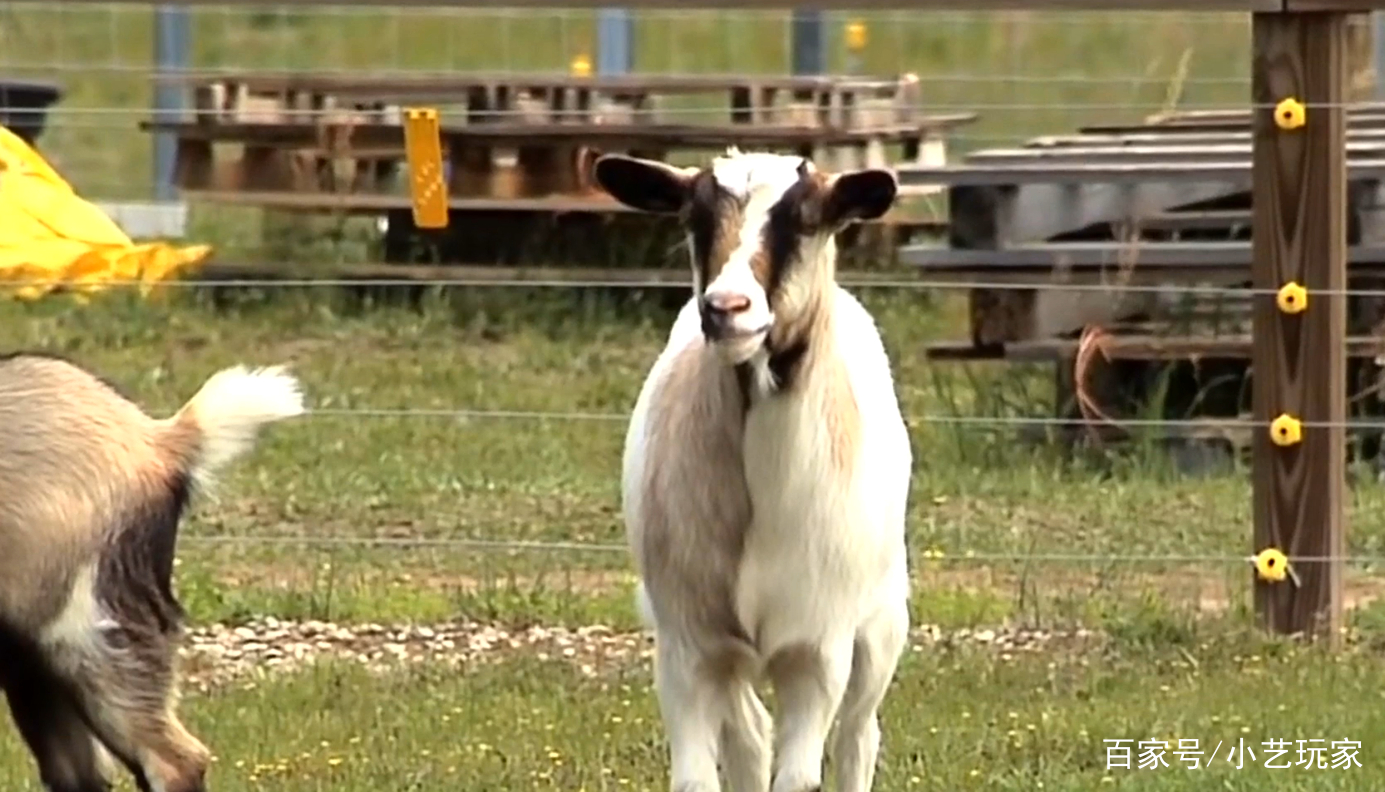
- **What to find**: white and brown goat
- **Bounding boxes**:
[594,149,913,792]
[0,353,304,792]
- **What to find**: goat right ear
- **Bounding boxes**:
[594,155,695,214]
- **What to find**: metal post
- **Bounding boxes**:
[1375,11,1385,99]
[791,9,825,77]
[153,4,190,201]
[596,8,633,75]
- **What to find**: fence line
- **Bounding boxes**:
[12,276,1385,299]
[34,102,1312,115]
[173,535,1385,568]
[16,72,1255,87]
[301,408,1385,432]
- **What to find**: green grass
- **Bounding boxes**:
[6,620,1385,790]
[2,289,1385,788]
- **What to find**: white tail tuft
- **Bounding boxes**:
[174,364,305,488]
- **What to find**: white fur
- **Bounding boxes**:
[172,365,306,490]
[624,152,912,792]
[37,563,109,655]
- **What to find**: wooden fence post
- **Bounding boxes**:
[1251,10,1348,645]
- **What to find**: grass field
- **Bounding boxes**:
[1,288,1385,790]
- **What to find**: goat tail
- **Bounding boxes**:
[160,364,305,488]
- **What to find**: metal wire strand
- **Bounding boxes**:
[174,535,1385,567]
[12,275,1385,299]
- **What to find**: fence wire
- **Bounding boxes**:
[5,5,1381,582]
[173,535,1385,569]
[10,275,1385,299]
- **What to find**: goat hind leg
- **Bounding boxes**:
[55,633,210,792]
[831,597,909,792]
[4,675,115,792]
[655,636,727,792]
[718,675,771,792]
[766,639,855,792]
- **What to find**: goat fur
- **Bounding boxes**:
[0,353,304,792]
[601,150,913,792]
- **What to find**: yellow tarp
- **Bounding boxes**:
[0,125,211,301]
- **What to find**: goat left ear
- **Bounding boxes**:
[593,154,696,215]
[821,168,898,227]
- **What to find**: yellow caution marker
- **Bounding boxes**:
[1276,282,1307,314]
[1274,97,1306,130]
[1269,414,1302,447]
[1253,548,1289,583]
[846,21,868,53]
[403,107,448,229]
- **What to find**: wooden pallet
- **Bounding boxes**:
[147,70,972,202]
[890,104,1385,434]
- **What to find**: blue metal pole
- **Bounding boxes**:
[596,9,633,75]
[1375,12,1385,100]
[153,4,190,201]
[791,9,825,77]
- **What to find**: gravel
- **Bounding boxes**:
[177,618,1106,691]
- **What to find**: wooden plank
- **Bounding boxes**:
[1127,209,1253,231]
[187,260,947,289]
[153,70,918,97]
[1083,113,1385,135]
[174,189,946,227]
[901,241,1385,268]
[1251,11,1346,643]
[967,141,1385,165]
[140,118,972,147]
[1152,101,1385,123]
[71,0,1296,10]
[924,335,1385,361]
[897,159,1385,186]
[1025,129,1385,147]
[1285,0,1385,10]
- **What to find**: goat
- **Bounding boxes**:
[594,149,913,792]
[0,353,305,792]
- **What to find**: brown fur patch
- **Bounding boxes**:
[822,355,863,476]
[686,170,745,290]
[635,339,755,652]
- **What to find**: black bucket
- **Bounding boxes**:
[0,80,62,146]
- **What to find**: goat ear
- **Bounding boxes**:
[593,154,695,214]
[821,168,898,227]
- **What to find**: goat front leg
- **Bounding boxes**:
[832,596,909,792]
[767,638,855,792]
[655,635,727,792]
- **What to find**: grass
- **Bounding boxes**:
[2,288,1385,789]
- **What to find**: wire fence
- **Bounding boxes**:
[7,4,1385,602]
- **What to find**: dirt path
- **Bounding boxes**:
[177,618,1106,691]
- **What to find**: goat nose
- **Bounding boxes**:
[703,292,751,316]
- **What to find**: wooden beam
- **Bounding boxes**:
[59,0,1295,9]
[1251,11,1347,643]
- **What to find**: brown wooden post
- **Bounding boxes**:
[1251,10,1348,644]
